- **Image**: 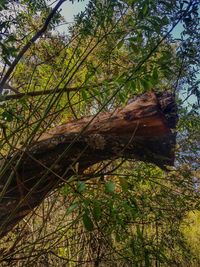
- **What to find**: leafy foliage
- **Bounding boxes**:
[0,0,199,266]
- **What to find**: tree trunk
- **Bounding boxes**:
[0,91,178,237]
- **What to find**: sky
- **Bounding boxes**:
[60,0,89,21]
[56,0,89,33]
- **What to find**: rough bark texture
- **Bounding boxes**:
[0,91,178,237]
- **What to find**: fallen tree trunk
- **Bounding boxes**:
[0,91,177,237]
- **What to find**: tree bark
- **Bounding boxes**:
[0,91,178,237]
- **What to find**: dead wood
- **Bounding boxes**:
[0,91,178,237]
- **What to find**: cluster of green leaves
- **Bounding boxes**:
[57,161,198,266]
[0,0,62,66]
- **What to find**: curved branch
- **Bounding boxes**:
[0,0,66,94]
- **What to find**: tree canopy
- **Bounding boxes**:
[0,0,199,266]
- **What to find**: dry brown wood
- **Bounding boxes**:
[0,91,178,237]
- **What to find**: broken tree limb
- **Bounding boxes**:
[0,91,178,237]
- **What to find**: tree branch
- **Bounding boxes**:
[0,83,104,101]
[0,91,178,237]
[0,0,66,94]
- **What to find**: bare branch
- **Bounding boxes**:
[0,82,105,101]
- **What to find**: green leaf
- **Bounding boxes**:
[130,42,139,54]
[142,3,148,16]
[144,249,150,267]
[141,79,152,90]
[77,181,86,193]
[66,202,79,214]
[92,201,101,221]
[18,97,30,111]
[61,185,70,195]
[117,39,124,50]
[118,92,126,103]
[136,225,143,240]
[162,16,169,25]
[81,90,88,101]
[0,1,7,11]
[83,212,94,231]
[105,181,115,193]
[119,177,128,191]
[1,110,13,122]
[152,68,159,83]
[5,35,16,43]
